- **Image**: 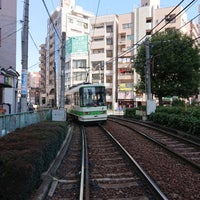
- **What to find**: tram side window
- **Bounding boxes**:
[65,96,70,104]
[95,87,106,106]
[74,92,79,105]
[80,89,84,107]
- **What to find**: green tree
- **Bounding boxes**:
[134,30,200,105]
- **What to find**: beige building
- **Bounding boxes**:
[117,13,135,108]
[89,14,118,109]
[133,0,199,104]
[27,72,40,105]
[39,44,46,105]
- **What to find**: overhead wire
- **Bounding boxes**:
[1,27,22,42]
[26,0,62,71]
[41,0,62,42]
[89,0,101,50]
[108,0,199,64]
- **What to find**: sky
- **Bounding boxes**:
[16,0,199,73]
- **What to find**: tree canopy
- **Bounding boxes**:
[134,30,200,105]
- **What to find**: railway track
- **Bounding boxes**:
[32,123,167,200]
[108,116,200,171]
[85,125,167,199]
[104,117,200,199]
[31,124,84,200]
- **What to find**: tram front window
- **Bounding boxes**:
[80,87,106,107]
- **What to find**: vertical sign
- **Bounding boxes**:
[21,69,28,95]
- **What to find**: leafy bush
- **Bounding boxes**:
[148,106,200,136]
[0,121,68,200]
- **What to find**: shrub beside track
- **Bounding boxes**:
[0,121,68,200]
[125,106,200,136]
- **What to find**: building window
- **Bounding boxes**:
[106,25,113,33]
[106,50,113,57]
[106,38,113,45]
[146,17,152,23]
[122,23,133,29]
[127,34,134,41]
[93,49,104,54]
[92,61,103,71]
[106,63,113,70]
[68,18,73,23]
[146,29,152,35]
[93,24,104,29]
[73,72,86,81]
[73,60,86,69]
[83,23,88,29]
[165,14,176,23]
[93,36,104,41]
[106,75,112,83]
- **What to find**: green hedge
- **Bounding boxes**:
[148,106,200,135]
[124,106,200,136]
[0,122,68,200]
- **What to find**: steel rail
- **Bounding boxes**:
[109,118,200,172]
[99,124,168,200]
[79,126,86,200]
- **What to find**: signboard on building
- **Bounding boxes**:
[66,35,88,54]
[118,91,133,100]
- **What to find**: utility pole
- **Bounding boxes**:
[145,38,152,100]
[60,32,66,109]
[21,0,29,112]
[145,38,156,116]
[53,62,57,108]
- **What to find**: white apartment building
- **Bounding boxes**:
[0,0,19,114]
[44,0,93,107]
[40,0,199,110]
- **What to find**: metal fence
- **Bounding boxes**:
[0,109,52,137]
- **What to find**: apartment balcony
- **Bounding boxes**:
[91,41,105,49]
[92,28,105,36]
[90,53,105,61]
[118,39,126,45]
[39,57,45,63]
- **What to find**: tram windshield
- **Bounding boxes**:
[80,86,106,107]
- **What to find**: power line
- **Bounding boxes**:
[1,27,22,41]
[41,0,62,42]
[113,0,198,61]
[154,0,198,35]
[90,0,101,49]
[29,30,40,51]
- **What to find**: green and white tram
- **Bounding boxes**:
[66,83,107,123]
